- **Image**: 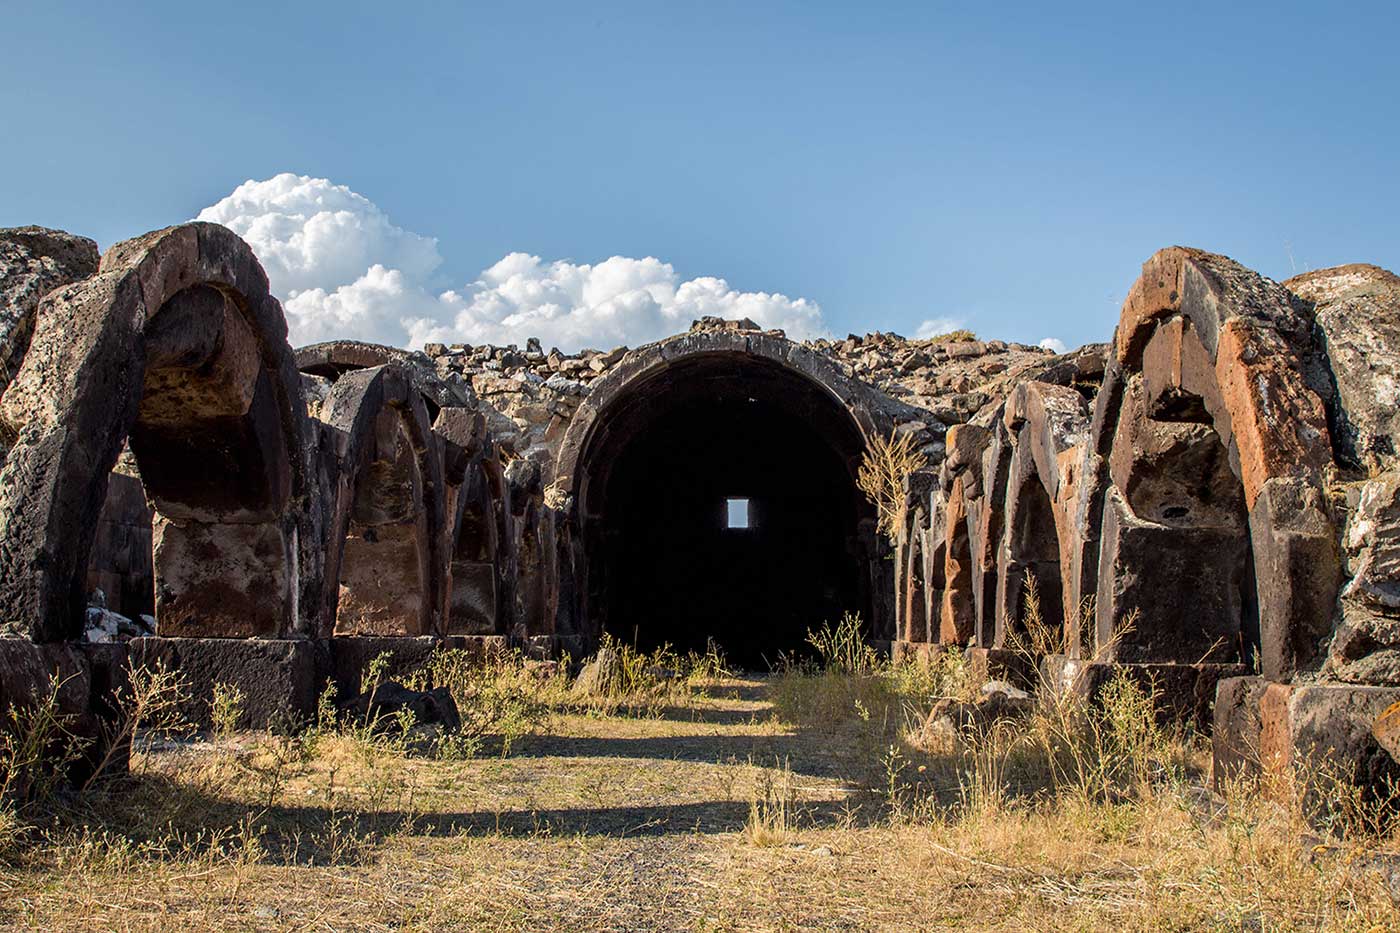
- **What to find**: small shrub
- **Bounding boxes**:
[923,328,976,343]
[362,651,394,696]
[0,674,86,808]
[81,660,188,793]
[806,612,879,675]
[686,638,733,685]
[857,429,928,545]
[744,759,797,847]
[210,681,246,739]
[245,731,314,809]
[315,681,340,735]
[566,634,724,716]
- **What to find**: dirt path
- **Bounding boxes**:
[4,675,1392,931]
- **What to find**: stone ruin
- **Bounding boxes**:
[0,221,1398,797]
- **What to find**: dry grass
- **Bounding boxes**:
[0,638,1397,931]
[857,429,928,545]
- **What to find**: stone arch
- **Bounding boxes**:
[296,339,466,420]
[445,462,500,633]
[970,426,1011,647]
[901,509,930,644]
[939,477,977,645]
[1100,248,1338,679]
[296,339,413,377]
[923,525,947,643]
[1096,366,1255,664]
[993,381,1089,651]
[484,455,518,637]
[554,330,884,496]
[553,329,887,663]
[0,223,319,641]
[514,495,557,639]
[1064,354,1125,656]
[435,407,501,636]
[996,459,1063,649]
[321,363,446,636]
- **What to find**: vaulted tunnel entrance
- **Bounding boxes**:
[573,353,876,669]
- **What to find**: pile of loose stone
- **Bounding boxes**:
[810,330,1107,425]
[392,316,1105,463]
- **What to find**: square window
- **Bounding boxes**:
[726,497,749,529]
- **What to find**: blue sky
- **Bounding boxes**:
[2,1,1397,351]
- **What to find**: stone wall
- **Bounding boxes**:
[888,248,1400,791]
[0,221,1397,799]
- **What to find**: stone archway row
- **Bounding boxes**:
[0,225,562,647]
[891,248,1400,788]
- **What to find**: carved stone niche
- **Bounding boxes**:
[335,407,430,636]
[133,285,297,637]
[1096,318,1255,666]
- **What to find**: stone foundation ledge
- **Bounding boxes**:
[1213,677,1400,798]
[128,637,320,730]
[1041,656,1249,729]
[891,641,944,665]
[129,634,513,729]
[966,647,1038,690]
[0,637,130,780]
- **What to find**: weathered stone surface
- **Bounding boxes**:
[85,471,154,620]
[995,434,1068,647]
[1095,487,1249,665]
[918,679,1033,746]
[1213,675,1269,786]
[0,227,99,404]
[1329,473,1400,684]
[325,635,441,699]
[0,639,133,783]
[1343,473,1400,612]
[1255,682,1400,813]
[1141,316,1226,428]
[338,681,461,731]
[966,647,1036,691]
[321,364,445,637]
[572,646,623,696]
[151,516,295,637]
[1117,247,1316,370]
[0,637,93,728]
[0,273,146,640]
[939,478,976,644]
[944,424,990,476]
[1372,699,1400,761]
[1250,477,1341,681]
[128,636,317,729]
[1042,655,1247,729]
[0,224,319,642]
[1286,264,1400,472]
[1213,318,1332,509]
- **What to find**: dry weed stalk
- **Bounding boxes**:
[81,660,188,792]
[744,757,798,847]
[857,428,928,545]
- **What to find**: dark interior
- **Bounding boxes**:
[580,355,872,669]
[1005,473,1064,643]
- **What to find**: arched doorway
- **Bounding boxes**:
[1097,320,1258,666]
[560,345,879,668]
[321,364,445,637]
[997,465,1065,649]
[0,224,318,641]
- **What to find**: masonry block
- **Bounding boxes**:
[128,636,317,729]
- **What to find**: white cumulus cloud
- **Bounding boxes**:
[913,317,966,340]
[1038,337,1068,354]
[197,173,828,351]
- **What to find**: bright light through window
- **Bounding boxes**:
[726,498,750,529]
